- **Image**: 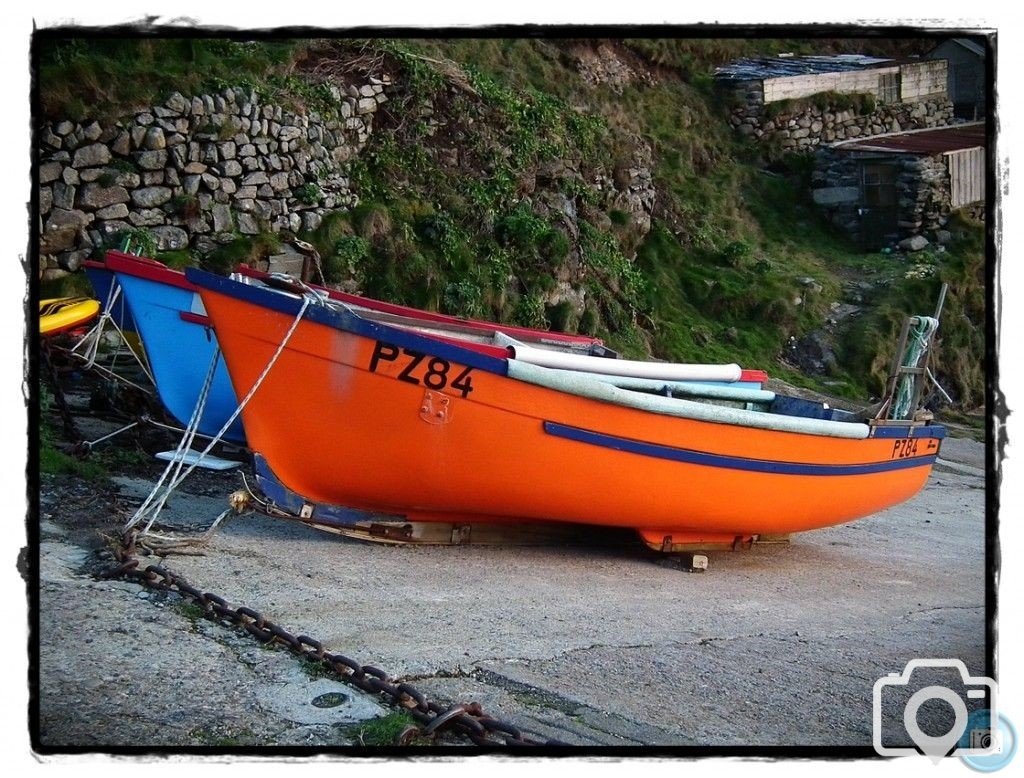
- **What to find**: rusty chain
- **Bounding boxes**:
[100,529,566,748]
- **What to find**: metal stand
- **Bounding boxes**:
[656,553,710,573]
[40,341,81,443]
[874,283,948,423]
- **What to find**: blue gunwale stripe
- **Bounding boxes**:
[185,268,510,376]
[869,424,946,440]
[544,421,938,476]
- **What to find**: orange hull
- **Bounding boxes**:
[191,271,942,544]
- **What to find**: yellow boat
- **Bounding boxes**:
[39,296,100,337]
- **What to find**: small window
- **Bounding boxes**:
[862,164,898,207]
[878,73,901,104]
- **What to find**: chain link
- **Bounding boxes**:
[101,530,565,748]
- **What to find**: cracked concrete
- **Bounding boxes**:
[34,433,988,750]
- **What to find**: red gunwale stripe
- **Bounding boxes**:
[235,263,602,346]
[104,254,769,379]
[103,250,196,291]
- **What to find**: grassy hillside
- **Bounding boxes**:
[35,34,987,411]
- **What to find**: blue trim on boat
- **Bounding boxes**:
[543,422,938,476]
[185,268,510,376]
[254,453,405,527]
[869,424,947,440]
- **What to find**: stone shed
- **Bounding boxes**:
[716,54,953,155]
[812,122,985,251]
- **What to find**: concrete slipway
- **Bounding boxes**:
[34,433,988,751]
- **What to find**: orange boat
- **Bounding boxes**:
[188,269,944,552]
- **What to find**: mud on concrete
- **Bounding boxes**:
[31,422,989,752]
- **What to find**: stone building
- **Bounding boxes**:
[811,123,985,250]
[716,54,953,155]
[926,38,987,120]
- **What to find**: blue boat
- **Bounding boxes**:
[105,251,247,445]
[83,256,139,334]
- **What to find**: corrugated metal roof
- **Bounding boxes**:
[952,38,986,58]
[833,123,986,154]
[714,54,893,81]
[928,38,986,59]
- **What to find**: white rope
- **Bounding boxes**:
[130,508,234,555]
[70,277,120,363]
[926,367,955,405]
[125,346,222,532]
[63,354,156,396]
[125,293,315,539]
[81,420,140,450]
[71,281,156,386]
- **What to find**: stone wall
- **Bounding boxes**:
[723,80,954,156]
[812,149,954,248]
[38,77,393,280]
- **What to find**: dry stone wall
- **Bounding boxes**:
[38,77,393,280]
[723,80,954,156]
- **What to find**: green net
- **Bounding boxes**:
[889,315,940,420]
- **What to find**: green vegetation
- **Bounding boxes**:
[40,272,94,301]
[293,41,646,332]
[39,388,106,478]
[40,385,152,478]
[188,725,258,747]
[838,214,986,407]
[37,36,986,408]
[345,711,420,747]
[174,601,207,623]
[299,656,334,680]
[113,227,158,259]
[36,38,304,120]
[295,182,322,205]
[39,431,106,478]
[204,232,283,274]
[764,90,877,120]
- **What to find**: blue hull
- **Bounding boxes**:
[84,266,138,333]
[113,271,246,445]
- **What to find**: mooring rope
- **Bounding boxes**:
[125,347,222,534]
[72,281,156,386]
[125,292,316,543]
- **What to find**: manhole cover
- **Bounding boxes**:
[312,692,350,709]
